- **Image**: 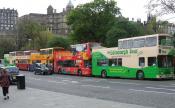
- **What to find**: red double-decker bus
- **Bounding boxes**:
[53,42,101,76]
[16,51,30,70]
[16,50,38,71]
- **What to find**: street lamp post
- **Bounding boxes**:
[28,39,32,50]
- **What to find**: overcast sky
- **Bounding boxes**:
[0,0,174,23]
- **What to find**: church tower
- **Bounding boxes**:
[47,5,53,15]
[66,0,74,12]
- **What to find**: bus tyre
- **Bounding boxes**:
[78,70,82,76]
[101,70,107,78]
[137,71,144,80]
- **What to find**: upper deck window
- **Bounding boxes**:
[159,36,173,46]
[145,37,157,47]
[133,38,145,48]
[40,50,48,55]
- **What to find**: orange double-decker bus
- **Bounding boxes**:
[53,42,101,76]
[39,47,64,71]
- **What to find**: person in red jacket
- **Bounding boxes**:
[0,69,10,100]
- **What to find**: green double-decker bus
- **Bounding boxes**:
[92,34,175,79]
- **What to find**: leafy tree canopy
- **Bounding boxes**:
[105,17,145,47]
[47,36,70,49]
[67,0,121,43]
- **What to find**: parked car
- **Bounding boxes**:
[34,63,52,75]
[0,66,19,84]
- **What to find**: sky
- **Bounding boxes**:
[0,0,174,23]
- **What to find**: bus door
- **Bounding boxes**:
[157,55,173,74]
[108,58,125,77]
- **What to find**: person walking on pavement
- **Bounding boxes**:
[0,69,11,100]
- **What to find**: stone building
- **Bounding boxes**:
[0,8,18,39]
[19,0,74,36]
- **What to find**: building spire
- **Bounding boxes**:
[66,0,74,11]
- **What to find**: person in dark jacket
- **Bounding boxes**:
[0,69,10,100]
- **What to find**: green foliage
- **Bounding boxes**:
[105,17,146,47]
[67,0,121,43]
[34,31,53,49]
[105,28,128,47]
[17,19,49,50]
[47,36,70,49]
[0,39,16,58]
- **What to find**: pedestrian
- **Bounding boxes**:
[0,69,11,100]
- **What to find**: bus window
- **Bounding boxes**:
[118,58,122,66]
[62,60,75,67]
[148,57,156,66]
[109,59,117,66]
[57,61,63,66]
[145,37,157,47]
[159,36,173,46]
[139,57,145,67]
[127,40,133,48]
[158,56,173,68]
[84,60,91,68]
[40,50,47,55]
[133,38,145,48]
[48,49,53,54]
[97,59,108,66]
[123,40,128,49]
[118,41,123,49]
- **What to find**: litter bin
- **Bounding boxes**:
[16,74,25,89]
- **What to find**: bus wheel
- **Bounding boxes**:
[136,71,144,80]
[101,70,107,78]
[78,70,82,76]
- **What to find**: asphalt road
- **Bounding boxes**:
[21,71,175,108]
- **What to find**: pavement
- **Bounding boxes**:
[0,86,155,108]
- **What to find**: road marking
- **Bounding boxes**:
[81,84,110,89]
[47,80,67,84]
[71,81,79,83]
[146,87,175,92]
[27,77,41,81]
[129,89,175,95]
[156,85,175,88]
[62,79,70,82]
[83,78,106,82]
[109,81,141,85]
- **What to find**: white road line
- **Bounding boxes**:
[27,77,41,81]
[81,84,110,89]
[157,85,175,88]
[129,89,175,95]
[146,87,175,92]
[62,79,70,82]
[109,81,141,85]
[71,81,79,83]
[47,80,67,84]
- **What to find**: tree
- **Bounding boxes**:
[47,36,70,49]
[17,19,47,50]
[0,39,16,58]
[67,0,121,43]
[105,28,128,47]
[34,31,53,49]
[147,0,175,16]
[105,17,145,47]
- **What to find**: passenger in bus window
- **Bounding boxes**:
[112,63,115,66]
